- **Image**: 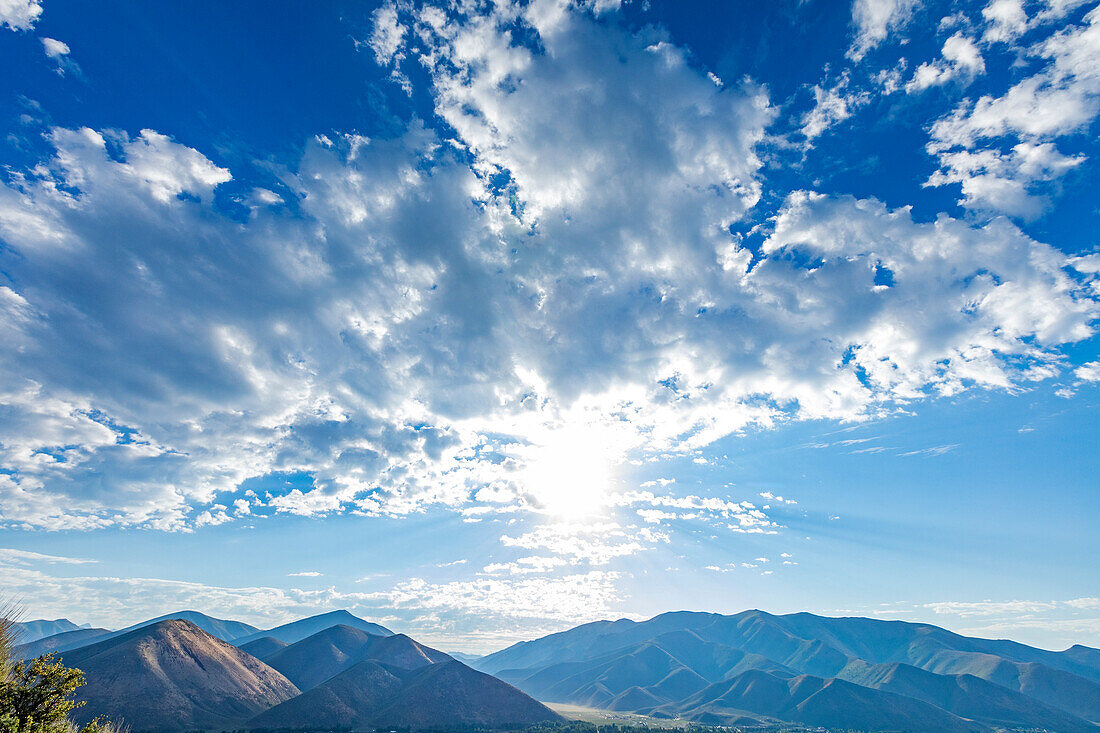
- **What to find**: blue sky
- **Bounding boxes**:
[0,0,1097,653]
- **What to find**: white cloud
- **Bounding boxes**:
[925,597,1100,616]
[0,0,40,31]
[907,33,985,92]
[0,0,1095,546]
[0,547,97,564]
[925,142,1084,217]
[982,0,1029,43]
[499,522,663,566]
[365,571,624,624]
[899,444,959,457]
[926,7,1100,215]
[1075,361,1100,381]
[40,36,68,58]
[848,0,920,61]
[367,3,404,65]
[287,571,322,577]
[802,73,870,140]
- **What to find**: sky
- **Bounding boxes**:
[0,0,1097,654]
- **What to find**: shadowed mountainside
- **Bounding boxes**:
[262,624,451,690]
[249,659,561,730]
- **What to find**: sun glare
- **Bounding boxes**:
[522,426,617,519]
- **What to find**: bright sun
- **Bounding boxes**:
[521,426,617,519]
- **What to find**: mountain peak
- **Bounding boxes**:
[62,618,299,731]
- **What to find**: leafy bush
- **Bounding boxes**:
[0,608,116,733]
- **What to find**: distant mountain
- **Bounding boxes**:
[12,611,257,662]
[249,659,561,730]
[11,618,83,644]
[14,628,113,660]
[239,636,290,661]
[64,619,300,731]
[115,610,259,642]
[232,609,392,646]
[504,628,792,708]
[263,625,450,691]
[476,609,1100,731]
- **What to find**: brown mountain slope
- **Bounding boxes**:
[63,619,300,732]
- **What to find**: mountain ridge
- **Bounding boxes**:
[474,609,1100,730]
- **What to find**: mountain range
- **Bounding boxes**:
[14,607,1100,731]
[27,611,557,732]
[474,609,1100,731]
[11,618,86,644]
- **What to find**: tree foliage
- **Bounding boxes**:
[0,653,92,733]
[0,606,114,733]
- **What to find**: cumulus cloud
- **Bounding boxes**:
[0,0,1096,552]
[0,0,41,31]
[907,33,986,92]
[1075,361,1100,381]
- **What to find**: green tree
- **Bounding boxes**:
[0,653,90,733]
[0,607,114,733]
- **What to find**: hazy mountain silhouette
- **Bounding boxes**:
[249,659,560,730]
[62,620,299,731]
[232,609,392,645]
[262,625,450,690]
[476,609,1100,730]
[14,627,112,660]
[114,610,260,642]
[11,618,84,644]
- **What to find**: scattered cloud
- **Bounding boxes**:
[802,72,870,140]
[899,444,960,457]
[925,6,1100,216]
[925,597,1100,616]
